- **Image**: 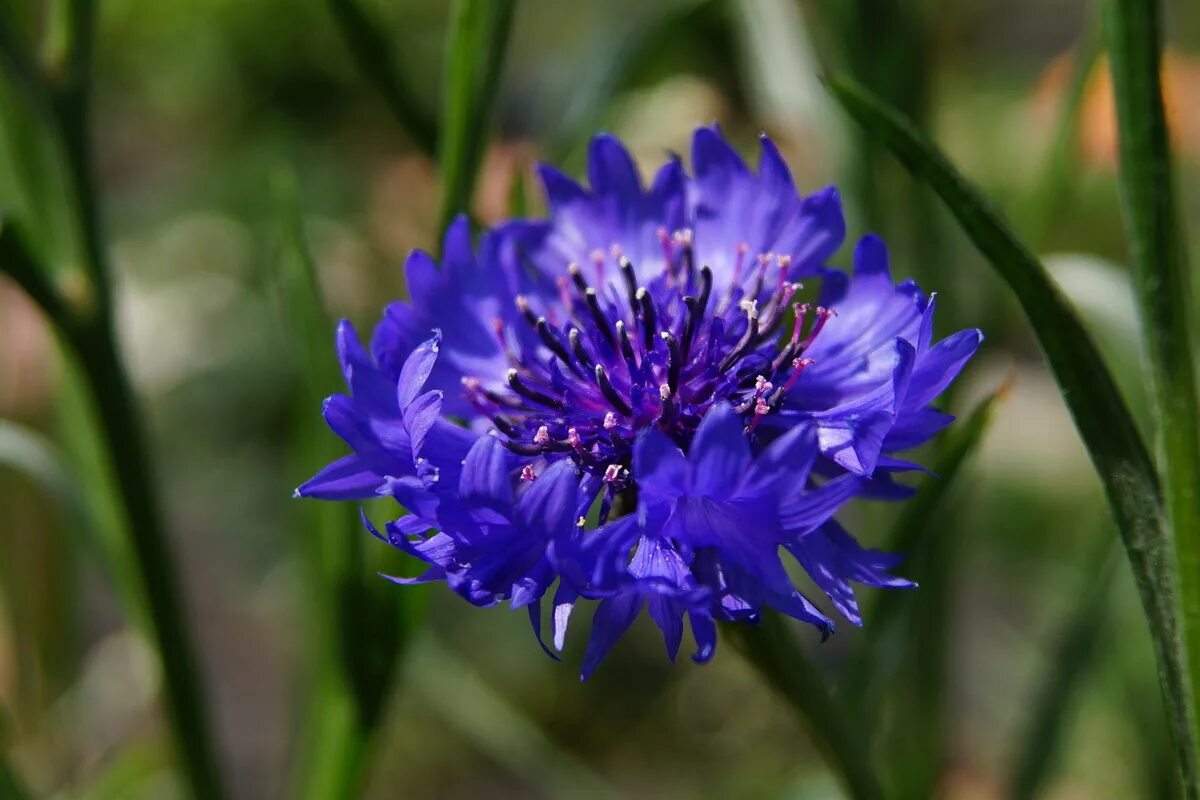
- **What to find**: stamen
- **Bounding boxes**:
[507,368,563,409]
[661,330,682,392]
[636,287,658,351]
[521,465,537,482]
[568,262,588,293]
[533,425,551,445]
[536,317,579,375]
[719,308,761,372]
[584,288,617,348]
[515,295,538,327]
[590,249,607,284]
[618,256,639,314]
[603,412,617,431]
[568,328,595,370]
[615,320,640,373]
[556,276,574,312]
[567,427,582,450]
[801,307,836,349]
[490,415,520,438]
[781,357,814,394]
[594,364,632,415]
[602,463,627,486]
[696,265,713,314]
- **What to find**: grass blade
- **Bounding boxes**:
[327,0,438,156]
[725,612,883,800]
[437,0,516,236]
[1104,0,1200,750]
[1009,539,1119,800]
[826,72,1196,795]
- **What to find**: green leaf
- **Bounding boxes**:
[1105,0,1200,758]
[1009,539,1119,800]
[327,0,439,157]
[724,611,883,800]
[437,0,516,236]
[826,72,1197,795]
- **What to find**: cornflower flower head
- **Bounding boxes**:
[298,127,982,678]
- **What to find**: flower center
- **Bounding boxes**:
[461,235,833,482]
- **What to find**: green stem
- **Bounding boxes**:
[0,9,228,797]
[69,324,226,800]
[725,613,884,800]
[1105,0,1200,769]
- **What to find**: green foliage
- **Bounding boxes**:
[827,71,1197,795]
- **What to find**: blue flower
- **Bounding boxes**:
[298,127,981,678]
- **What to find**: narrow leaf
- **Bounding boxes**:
[327,0,439,156]
[437,0,516,236]
[827,72,1196,794]
[725,612,883,800]
[1105,0,1200,751]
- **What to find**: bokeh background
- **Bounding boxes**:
[1,0,1199,797]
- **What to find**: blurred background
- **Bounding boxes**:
[1,0,1199,797]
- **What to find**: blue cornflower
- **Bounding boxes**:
[298,127,982,678]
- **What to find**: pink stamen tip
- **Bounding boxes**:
[461,376,481,392]
[556,276,574,307]
[603,412,617,430]
[781,358,814,394]
[567,427,582,449]
[603,464,625,484]
[659,383,672,401]
[520,465,537,482]
[610,243,624,259]
[515,295,530,313]
[754,375,773,394]
[533,426,551,445]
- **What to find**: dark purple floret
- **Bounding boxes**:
[298,126,982,678]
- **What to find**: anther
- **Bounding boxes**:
[594,364,632,416]
[568,328,594,370]
[618,256,639,313]
[636,287,658,351]
[661,330,682,392]
[615,320,640,372]
[602,463,626,485]
[568,262,588,293]
[719,313,761,372]
[515,295,538,327]
[584,288,617,348]
[603,411,617,431]
[507,368,563,409]
[521,465,537,482]
[536,317,580,376]
[490,415,520,438]
[533,425,551,445]
[697,265,713,313]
